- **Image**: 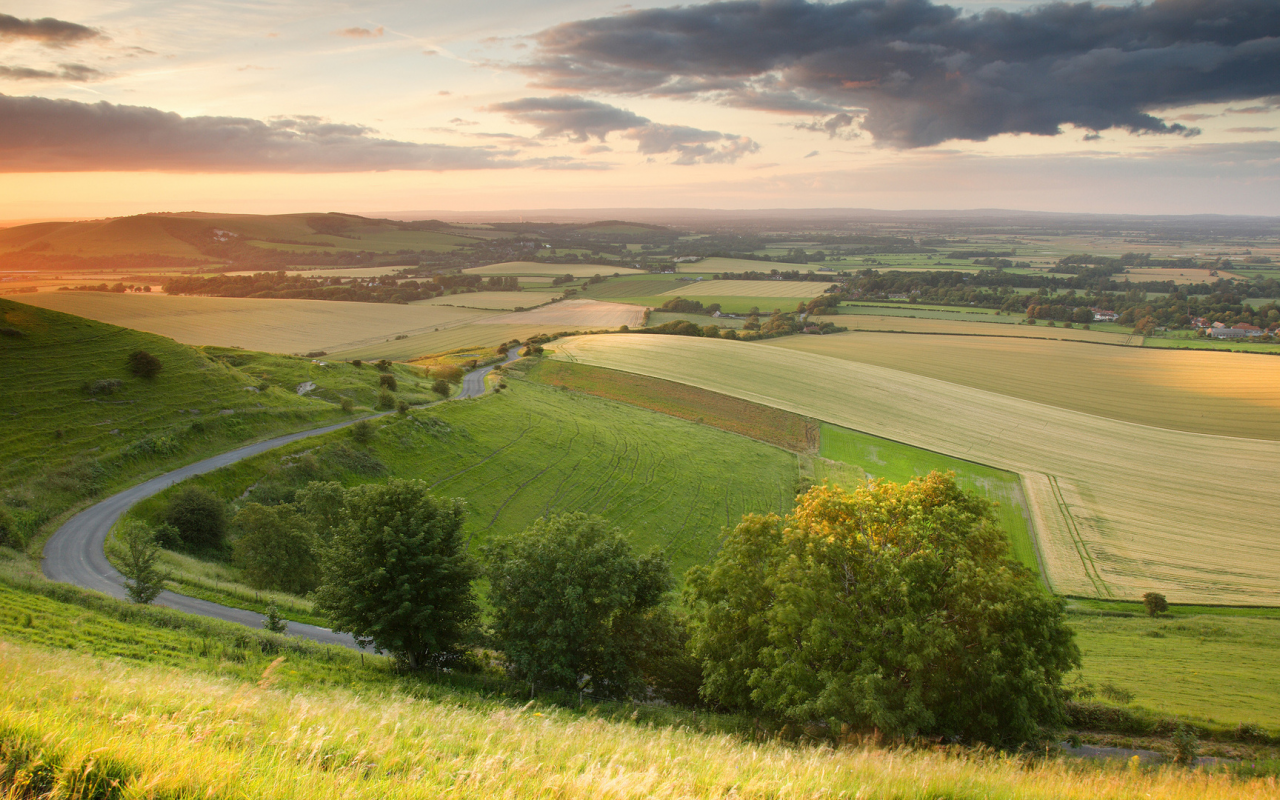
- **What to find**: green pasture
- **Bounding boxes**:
[837,304,1021,324]
[817,423,1038,572]
[647,311,744,329]
[0,299,344,548]
[1143,336,1280,354]
[202,348,440,409]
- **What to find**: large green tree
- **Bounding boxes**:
[232,502,321,595]
[313,479,478,668]
[484,513,671,698]
[687,473,1079,744]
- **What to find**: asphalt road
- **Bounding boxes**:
[41,346,523,650]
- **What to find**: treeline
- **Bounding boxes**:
[163,272,520,304]
[120,466,1079,745]
[712,270,851,281]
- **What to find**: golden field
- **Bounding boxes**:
[552,334,1280,605]
[811,313,1140,344]
[2,643,1273,800]
[12,292,494,354]
[766,332,1280,440]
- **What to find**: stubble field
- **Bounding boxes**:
[552,334,1280,605]
[767,332,1280,440]
[657,280,835,298]
[463,262,645,278]
[810,313,1141,344]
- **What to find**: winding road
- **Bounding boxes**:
[41,346,523,650]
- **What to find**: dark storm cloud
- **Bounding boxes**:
[522,0,1280,148]
[0,14,104,47]
[0,63,103,81]
[0,94,521,172]
[488,96,759,163]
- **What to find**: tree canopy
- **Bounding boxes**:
[313,479,478,669]
[484,512,671,698]
[686,473,1079,744]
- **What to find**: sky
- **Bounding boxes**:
[1,0,1278,219]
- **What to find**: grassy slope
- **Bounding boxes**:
[464,262,645,278]
[0,571,1275,799]
[0,298,345,545]
[126,378,798,613]
[549,334,1280,605]
[766,332,1280,440]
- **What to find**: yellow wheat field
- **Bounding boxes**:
[766,332,1280,440]
[553,334,1280,605]
[13,292,495,354]
[811,313,1140,344]
[659,279,836,298]
[464,261,645,278]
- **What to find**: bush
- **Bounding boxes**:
[375,359,392,372]
[163,485,229,550]
[351,419,375,444]
[432,379,451,397]
[127,349,163,379]
[1172,723,1199,766]
[379,374,398,391]
[114,519,167,604]
[0,505,18,549]
[263,604,288,634]
[1142,592,1168,617]
[377,388,396,409]
[340,396,355,413]
[351,359,362,368]
[232,503,321,595]
[396,399,410,414]
[434,365,464,384]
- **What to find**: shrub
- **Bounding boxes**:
[0,505,18,549]
[375,359,392,372]
[163,486,229,550]
[85,378,124,395]
[351,419,375,444]
[379,374,398,391]
[340,396,355,413]
[1099,682,1135,704]
[396,399,410,414]
[114,519,167,604]
[263,604,288,634]
[1142,592,1169,617]
[1172,723,1199,766]
[351,359,362,368]
[233,503,321,595]
[377,388,396,409]
[434,365,464,384]
[127,350,162,378]
[432,379,451,397]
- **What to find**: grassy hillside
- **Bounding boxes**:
[125,378,798,616]
[0,299,356,547]
[550,334,1280,606]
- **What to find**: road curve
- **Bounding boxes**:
[42,346,524,650]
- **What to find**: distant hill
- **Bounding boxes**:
[0,212,482,271]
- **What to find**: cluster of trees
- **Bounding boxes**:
[120,472,1078,743]
[641,311,846,341]
[59,282,152,293]
[162,271,521,305]
[713,270,852,282]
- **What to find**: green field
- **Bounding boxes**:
[131,379,799,591]
[0,298,345,547]
[245,229,476,253]
[817,424,1037,572]
[464,262,645,278]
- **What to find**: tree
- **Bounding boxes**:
[313,479,478,669]
[351,419,375,443]
[377,388,396,409]
[127,349,162,378]
[114,519,166,604]
[379,374,398,391]
[263,603,288,634]
[484,513,671,698]
[1142,591,1169,617]
[687,474,1080,744]
[164,485,228,549]
[432,379,451,397]
[232,503,321,595]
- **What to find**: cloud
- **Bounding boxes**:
[487,96,759,163]
[0,94,524,172]
[336,26,383,39]
[521,0,1280,148]
[804,150,819,158]
[794,112,859,139]
[0,63,103,82]
[0,14,103,47]
[487,96,648,141]
[1226,127,1276,133]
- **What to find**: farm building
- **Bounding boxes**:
[1091,308,1120,322]
[1210,327,1250,339]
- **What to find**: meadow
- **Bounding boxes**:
[836,303,1022,324]
[5,633,1277,800]
[551,334,1280,605]
[13,292,495,355]
[0,299,345,547]
[483,298,645,328]
[657,279,835,298]
[463,261,644,278]
[767,332,1280,440]
[130,380,799,580]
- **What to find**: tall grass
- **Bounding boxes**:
[1,642,1275,799]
